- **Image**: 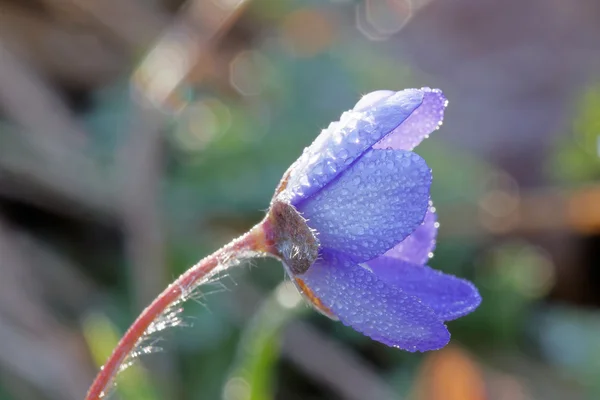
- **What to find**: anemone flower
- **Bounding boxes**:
[264,88,481,351]
[86,88,481,400]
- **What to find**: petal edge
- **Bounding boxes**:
[368,257,481,321]
[383,205,438,265]
[373,88,447,151]
[301,261,450,351]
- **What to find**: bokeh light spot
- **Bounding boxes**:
[275,282,302,309]
[173,98,231,152]
[229,50,269,96]
[478,171,521,234]
[356,0,413,41]
[414,346,487,400]
[482,241,556,298]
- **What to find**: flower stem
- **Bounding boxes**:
[85,222,268,400]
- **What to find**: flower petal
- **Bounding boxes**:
[298,148,431,264]
[300,260,450,351]
[373,88,447,151]
[279,89,425,205]
[382,205,438,265]
[368,257,481,321]
[353,90,395,111]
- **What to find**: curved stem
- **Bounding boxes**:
[85,222,268,400]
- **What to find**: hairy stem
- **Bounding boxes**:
[85,222,268,400]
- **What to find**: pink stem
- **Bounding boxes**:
[85,222,268,400]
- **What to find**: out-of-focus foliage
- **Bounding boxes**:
[83,314,160,400]
[225,283,305,400]
[552,81,600,182]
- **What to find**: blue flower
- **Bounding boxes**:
[268,88,481,352]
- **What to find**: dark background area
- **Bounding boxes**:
[0,0,599,399]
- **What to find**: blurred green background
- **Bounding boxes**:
[0,0,600,399]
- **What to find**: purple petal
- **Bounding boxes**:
[382,205,438,265]
[368,257,481,321]
[301,260,450,351]
[353,90,395,111]
[298,149,431,264]
[279,89,425,206]
[373,88,447,151]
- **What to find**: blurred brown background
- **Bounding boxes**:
[0,0,600,399]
